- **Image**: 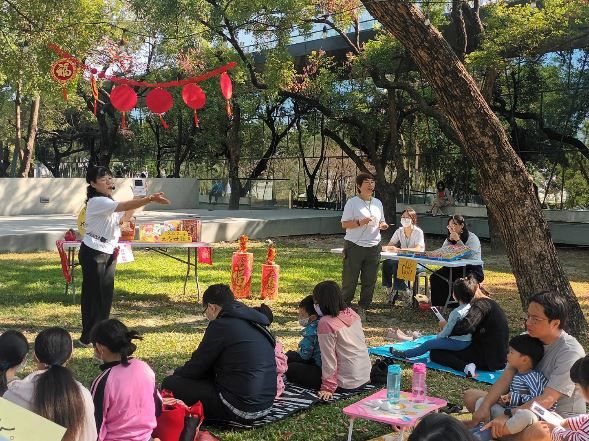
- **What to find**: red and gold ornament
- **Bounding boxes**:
[50,58,78,100]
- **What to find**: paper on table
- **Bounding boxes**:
[0,397,67,441]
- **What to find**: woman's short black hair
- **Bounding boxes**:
[408,413,476,441]
[202,284,235,307]
[453,277,477,304]
[570,355,589,389]
[299,295,315,316]
[527,291,567,330]
[355,172,375,191]
[86,166,113,201]
[447,214,469,244]
[312,281,346,317]
[90,319,142,365]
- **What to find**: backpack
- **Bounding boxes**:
[370,357,396,385]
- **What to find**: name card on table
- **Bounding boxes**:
[397,258,417,281]
[0,397,67,441]
[116,243,135,264]
[159,231,192,242]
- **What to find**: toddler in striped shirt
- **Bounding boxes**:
[472,334,548,440]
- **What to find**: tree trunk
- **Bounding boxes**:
[362,0,587,334]
[376,180,398,242]
[10,79,23,177]
[226,103,241,210]
[18,95,41,178]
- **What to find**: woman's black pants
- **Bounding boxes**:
[79,243,116,344]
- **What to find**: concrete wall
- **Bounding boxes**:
[0,178,199,216]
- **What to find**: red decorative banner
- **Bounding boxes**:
[198,246,213,265]
[231,252,253,298]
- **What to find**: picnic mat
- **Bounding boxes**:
[222,380,377,429]
[369,335,503,385]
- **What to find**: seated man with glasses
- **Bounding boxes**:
[465,291,586,440]
[161,284,277,425]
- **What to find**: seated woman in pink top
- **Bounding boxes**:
[90,319,162,441]
[313,281,371,401]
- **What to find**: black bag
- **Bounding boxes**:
[370,358,395,385]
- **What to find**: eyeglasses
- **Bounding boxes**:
[202,304,209,315]
[523,315,549,325]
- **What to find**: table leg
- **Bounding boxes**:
[194,248,200,302]
[69,248,76,302]
[183,248,191,296]
[347,418,355,441]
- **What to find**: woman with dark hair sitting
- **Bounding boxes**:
[0,330,29,397]
[90,319,161,441]
[313,281,371,401]
[4,327,97,441]
[429,181,454,216]
[77,166,170,347]
[429,215,483,307]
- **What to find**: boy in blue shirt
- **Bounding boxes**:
[285,295,322,389]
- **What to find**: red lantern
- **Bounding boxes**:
[231,235,252,298]
[110,85,137,128]
[182,84,207,127]
[220,72,233,117]
[146,88,173,129]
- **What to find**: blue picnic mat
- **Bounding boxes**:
[369,335,503,385]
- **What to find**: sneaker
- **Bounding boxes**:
[74,339,92,349]
[404,288,414,306]
[384,287,394,304]
[415,293,429,303]
[464,363,477,378]
[357,307,367,322]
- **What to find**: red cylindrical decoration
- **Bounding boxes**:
[90,75,99,116]
[146,87,173,129]
[182,83,206,127]
[110,85,137,128]
[231,235,253,298]
[260,244,279,299]
[220,72,233,117]
[231,252,253,298]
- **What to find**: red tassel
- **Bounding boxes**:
[62,87,68,101]
[194,110,199,127]
[226,100,232,118]
[159,114,169,129]
[90,76,98,116]
[121,112,126,129]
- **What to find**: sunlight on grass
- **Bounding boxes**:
[0,237,587,440]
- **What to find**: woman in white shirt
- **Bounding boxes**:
[430,214,484,306]
[382,207,425,305]
[340,173,389,321]
[4,327,97,441]
[78,166,169,346]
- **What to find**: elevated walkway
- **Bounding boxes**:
[397,204,589,246]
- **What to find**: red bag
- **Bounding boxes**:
[152,390,205,441]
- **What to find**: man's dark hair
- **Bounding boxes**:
[528,291,567,330]
[570,356,589,389]
[202,284,235,307]
[313,281,346,318]
[509,334,544,367]
[299,295,315,316]
[453,277,477,304]
[254,304,274,324]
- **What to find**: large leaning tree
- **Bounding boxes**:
[361,0,588,335]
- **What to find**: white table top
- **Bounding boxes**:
[330,248,483,267]
[63,241,211,249]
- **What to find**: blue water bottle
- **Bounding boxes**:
[386,364,402,403]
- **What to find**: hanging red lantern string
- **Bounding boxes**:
[182,83,207,127]
[90,69,99,116]
[146,88,173,129]
[220,72,233,118]
[110,85,137,128]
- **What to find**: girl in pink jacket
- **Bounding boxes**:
[255,304,288,398]
[312,281,371,401]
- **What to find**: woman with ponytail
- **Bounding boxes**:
[90,319,161,441]
[0,330,29,396]
[3,327,97,441]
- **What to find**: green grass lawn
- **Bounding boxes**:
[0,235,588,441]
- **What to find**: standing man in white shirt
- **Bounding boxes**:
[340,173,389,321]
[77,167,170,347]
